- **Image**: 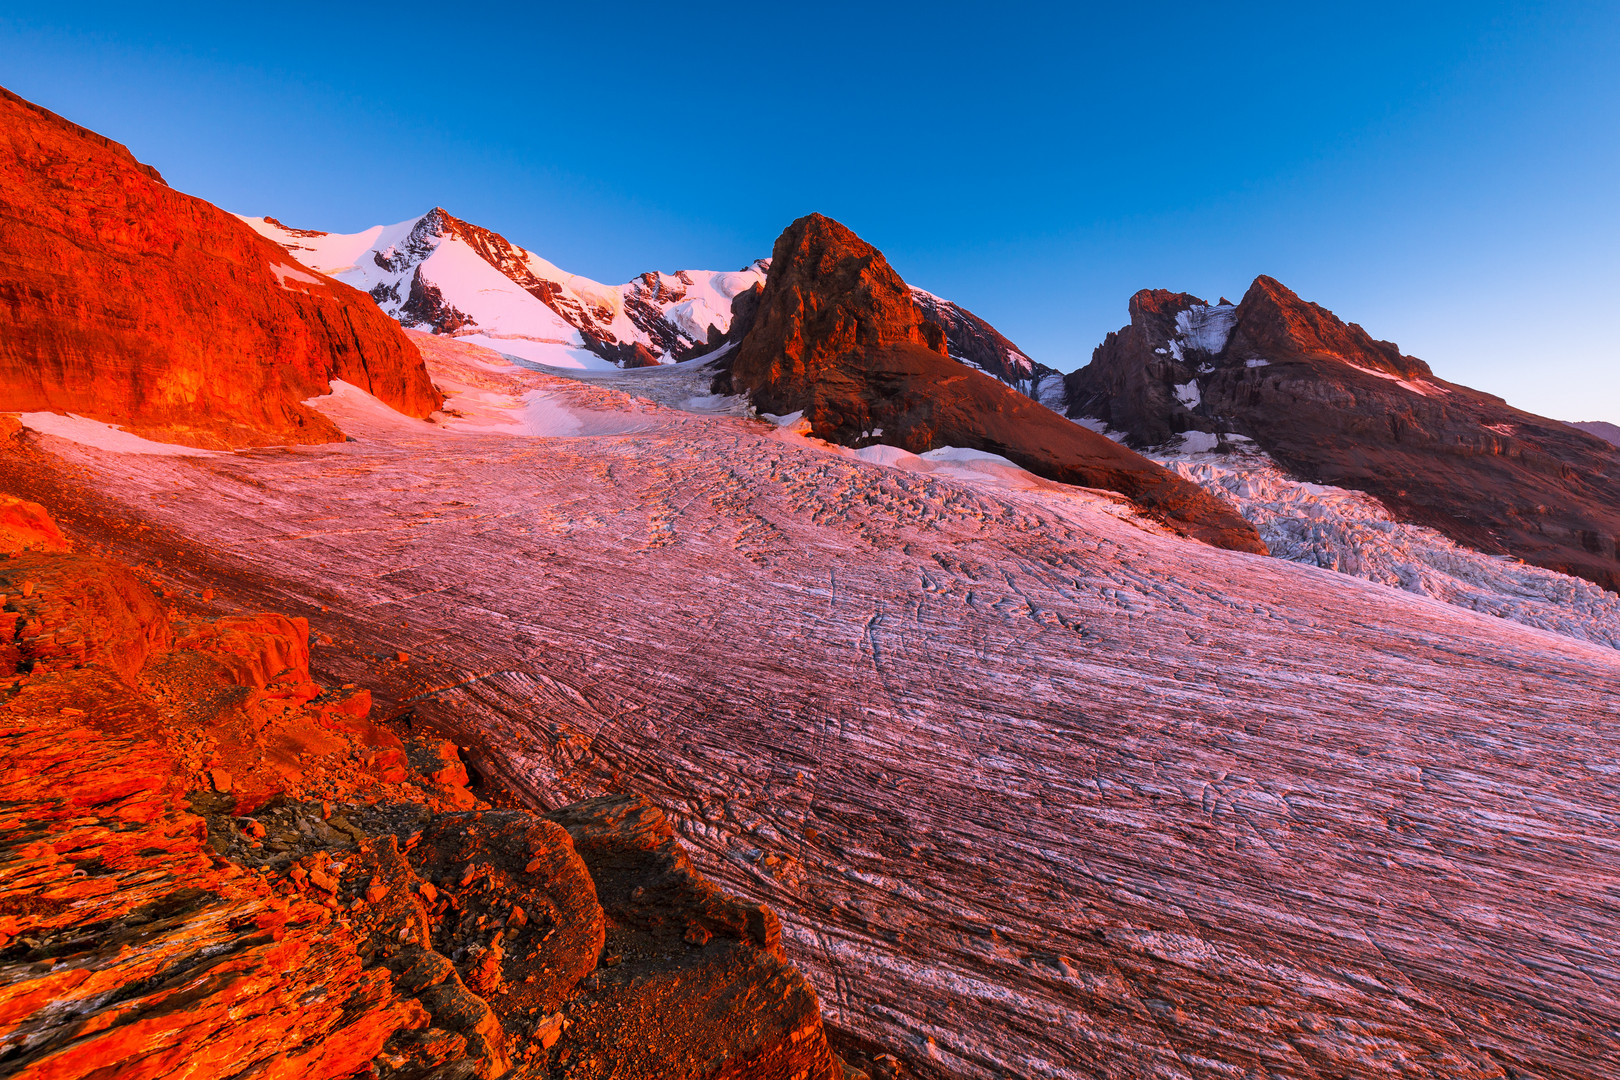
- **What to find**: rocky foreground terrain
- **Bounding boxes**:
[0,473,843,1079]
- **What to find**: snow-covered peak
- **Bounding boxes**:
[244,207,1068,403]
[241,210,767,371]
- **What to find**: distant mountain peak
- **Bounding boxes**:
[1229,274,1431,380]
[1066,275,1620,592]
[723,213,1267,554]
[243,209,767,370]
[245,208,1069,407]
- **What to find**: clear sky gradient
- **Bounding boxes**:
[4,3,1617,420]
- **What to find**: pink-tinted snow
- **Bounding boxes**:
[20,338,1620,1080]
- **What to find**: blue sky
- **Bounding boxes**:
[4,3,1617,420]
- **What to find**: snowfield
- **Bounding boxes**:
[1146,437,1620,650]
[18,342,1620,1080]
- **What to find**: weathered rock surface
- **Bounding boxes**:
[1,550,172,683]
[0,493,70,554]
[0,501,841,1079]
[722,214,1265,553]
[1067,275,1620,590]
[0,85,441,449]
[542,796,838,1080]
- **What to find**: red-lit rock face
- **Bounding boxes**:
[0,493,70,554]
[0,87,441,449]
[727,213,1267,553]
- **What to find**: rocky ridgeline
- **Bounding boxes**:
[717,213,1267,554]
[0,493,845,1080]
[253,208,771,371]
[396,209,715,369]
[906,287,1064,402]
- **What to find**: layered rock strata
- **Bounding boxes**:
[722,213,1266,554]
[0,86,441,449]
[0,499,841,1079]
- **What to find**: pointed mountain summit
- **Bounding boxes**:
[245,210,769,370]
[0,87,440,449]
[1067,275,1620,590]
[723,213,1267,553]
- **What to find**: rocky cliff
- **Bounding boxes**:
[0,87,441,449]
[907,287,1065,403]
[1067,275,1620,590]
[722,213,1267,554]
[0,494,842,1080]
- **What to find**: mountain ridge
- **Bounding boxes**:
[245,208,1068,407]
[724,212,1268,554]
[1066,275,1620,590]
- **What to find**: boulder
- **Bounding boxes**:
[173,612,312,689]
[0,492,70,554]
[1,550,171,683]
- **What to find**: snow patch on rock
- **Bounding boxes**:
[19,413,223,456]
[1174,303,1238,355]
[1343,361,1444,397]
[1073,417,1129,442]
[1177,431,1221,454]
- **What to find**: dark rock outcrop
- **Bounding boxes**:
[726,213,1267,554]
[1570,420,1620,448]
[0,86,441,449]
[1068,275,1620,590]
[0,499,842,1079]
[908,287,1065,400]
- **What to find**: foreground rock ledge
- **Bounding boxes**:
[0,499,842,1080]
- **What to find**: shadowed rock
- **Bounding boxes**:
[1068,274,1620,590]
